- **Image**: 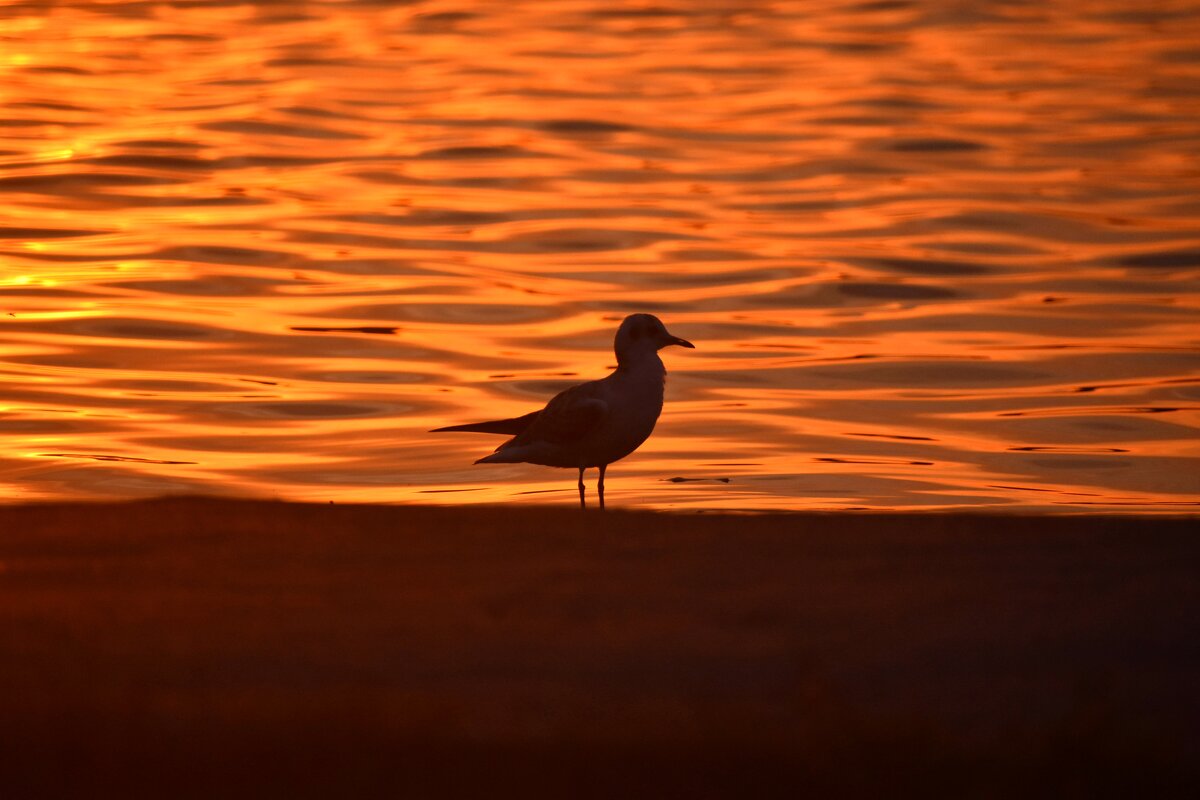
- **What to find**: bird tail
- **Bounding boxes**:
[430,410,540,435]
[474,445,541,465]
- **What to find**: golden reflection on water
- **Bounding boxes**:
[1,0,1198,511]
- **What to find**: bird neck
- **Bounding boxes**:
[615,347,665,377]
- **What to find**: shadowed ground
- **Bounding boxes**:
[0,497,1196,797]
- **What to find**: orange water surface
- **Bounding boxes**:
[1,0,1198,511]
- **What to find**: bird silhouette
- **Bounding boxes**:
[431,314,694,509]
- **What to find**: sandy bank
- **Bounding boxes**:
[0,498,1196,797]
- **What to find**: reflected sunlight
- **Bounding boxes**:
[0,0,1197,511]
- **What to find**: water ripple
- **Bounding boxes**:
[0,0,1196,511]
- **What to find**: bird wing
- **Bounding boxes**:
[430,410,541,435]
[512,382,608,446]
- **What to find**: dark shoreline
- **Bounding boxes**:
[1,497,1196,797]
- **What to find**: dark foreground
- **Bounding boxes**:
[0,498,1196,797]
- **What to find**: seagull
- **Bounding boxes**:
[431,313,694,509]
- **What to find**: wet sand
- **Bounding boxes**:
[0,497,1196,797]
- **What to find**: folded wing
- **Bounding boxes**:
[430,410,541,435]
[508,383,607,447]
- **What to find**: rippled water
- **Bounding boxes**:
[2,0,1199,511]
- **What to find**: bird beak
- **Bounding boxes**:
[667,335,695,349]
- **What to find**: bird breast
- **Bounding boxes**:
[590,360,665,464]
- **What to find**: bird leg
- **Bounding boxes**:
[598,464,607,511]
[577,466,586,509]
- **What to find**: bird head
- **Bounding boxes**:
[614,313,694,363]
